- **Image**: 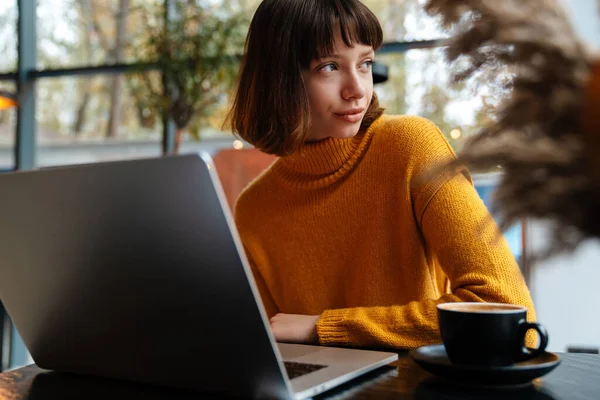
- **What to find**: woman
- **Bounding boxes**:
[226,0,536,349]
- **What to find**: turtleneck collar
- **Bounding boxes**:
[272,115,384,189]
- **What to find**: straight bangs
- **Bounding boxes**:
[300,0,383,67]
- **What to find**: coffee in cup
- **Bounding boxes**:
[437,302,548,367]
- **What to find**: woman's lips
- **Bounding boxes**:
[334,110,364,123]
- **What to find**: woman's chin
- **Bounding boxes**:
[306,124,362,142]
[329,127,361,140]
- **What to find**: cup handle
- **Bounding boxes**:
[516,320,549,360]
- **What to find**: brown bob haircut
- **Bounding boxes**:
[225,0,384,156]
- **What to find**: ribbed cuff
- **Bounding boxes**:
[316,309,353,345]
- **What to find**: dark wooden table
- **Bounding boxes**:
[0,352,598,399]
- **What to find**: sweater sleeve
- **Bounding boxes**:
[317,121,535,348]
[316,167,536,349]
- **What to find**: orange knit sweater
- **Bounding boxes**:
[234,115,536,349]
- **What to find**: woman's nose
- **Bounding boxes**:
[341,72,367,100]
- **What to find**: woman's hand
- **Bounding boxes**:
[270,313,320,344]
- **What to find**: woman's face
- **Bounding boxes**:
[302,30,375,142]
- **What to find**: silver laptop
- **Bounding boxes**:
[0,153,397,399]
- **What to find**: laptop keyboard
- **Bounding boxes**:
[284,361,327,379]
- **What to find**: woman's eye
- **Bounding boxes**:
[361,60,373,69]
[320,63,337,72]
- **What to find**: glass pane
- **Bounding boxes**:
[37,0,162,69]
[0,80,16,169]
[474,175,523,263]
[0,1,17,73]
[225,0,262,13]
[375,47,504,151]
[36,73,162,167]
[363,0,446,42]
[36,0,260,69]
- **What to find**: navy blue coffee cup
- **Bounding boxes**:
[437,302,548,367]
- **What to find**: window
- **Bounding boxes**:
[363,0,447,41]
[36,73,162,167]
[0,81,16,169]
[0,1,17,73]
[36,0,161,69]
[375,47,504,150]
